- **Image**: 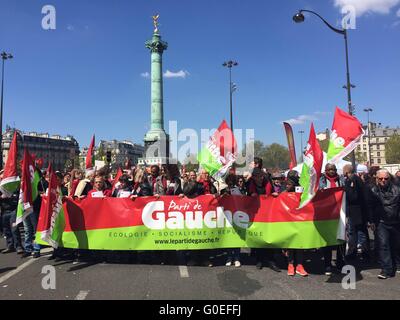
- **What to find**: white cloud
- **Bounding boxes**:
[66,24,75,31]
[397,8,400,16]
[163,70,190,79]
[334,0,400,17]
[282,111,332,126]
[140,72,150,78]
[282,114,318,126]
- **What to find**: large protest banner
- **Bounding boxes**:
[36,189,345,250]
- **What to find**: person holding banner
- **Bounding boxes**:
[285,175,308,277]
[148,165,167,196]
[319,163,345,275]
[249,158,281,273]
[74,171,94,198]
[87,175,112,198]
[112,175,133,198]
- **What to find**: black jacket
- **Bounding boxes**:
[0,190,19,213]
[369,182,400,225]
[344,174,368,225]
[183,181,204,198]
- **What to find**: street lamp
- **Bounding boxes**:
[222,60,238,132]
[299,130,305,162]
[293,10,356,169]
[1,51,13,170]
[364,108,373,166]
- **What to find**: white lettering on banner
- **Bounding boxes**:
[142,201,249,230]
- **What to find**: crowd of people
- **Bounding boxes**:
[1,157,400,280]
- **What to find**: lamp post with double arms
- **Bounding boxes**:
[0,51,13,170]
[293,10,356,169]
[364,108,373,166]
[222,60,238,132]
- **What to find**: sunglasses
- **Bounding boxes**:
[378,178,390,181]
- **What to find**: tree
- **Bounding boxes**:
[96,144,106,162]
[386,134,400,164]
[241,140,290,170]
[183,154,199,172]
[263,143,290,169]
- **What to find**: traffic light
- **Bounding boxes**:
[106,151,112,163]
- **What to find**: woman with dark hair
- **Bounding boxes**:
[112,174,133,198]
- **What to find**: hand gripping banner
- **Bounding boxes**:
[36,189,345,250]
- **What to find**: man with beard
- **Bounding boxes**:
[369,169,400,279]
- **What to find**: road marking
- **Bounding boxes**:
[0,248,54,284]
[75,290,90,300]
[179,266,189,278]
[0,257,37,284]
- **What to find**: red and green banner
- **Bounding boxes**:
[16,149,41,224]
[36,189,345,250]
[40,164,66,248]
[327,107,364,163]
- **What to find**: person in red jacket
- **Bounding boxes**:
[87,175,112,198]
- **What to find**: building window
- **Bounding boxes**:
[377,152,381,157]
[378,159,381,164]
[377,145,380,150]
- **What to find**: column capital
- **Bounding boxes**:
[145,34,168,54]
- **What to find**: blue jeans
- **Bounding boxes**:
[377,223,400,275]
[2,211,22,250]
[23,210,41,253]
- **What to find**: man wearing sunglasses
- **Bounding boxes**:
[369,169,400,279]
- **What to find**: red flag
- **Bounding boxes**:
[40,163,60,247]
[85,135,95,170]
[112,167,124,193]
[0,132,20,196]
[216,120,237,159]
[283,122,297,170]
[327,107,364,163]
[299,123,324,208]
[3,132,18,178]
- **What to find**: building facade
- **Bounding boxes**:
[98,140,145,170]
[2,128,80,171]
[357,123,400,165]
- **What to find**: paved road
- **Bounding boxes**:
[0,239,399,300]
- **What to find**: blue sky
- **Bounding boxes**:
[1,0,400,156]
